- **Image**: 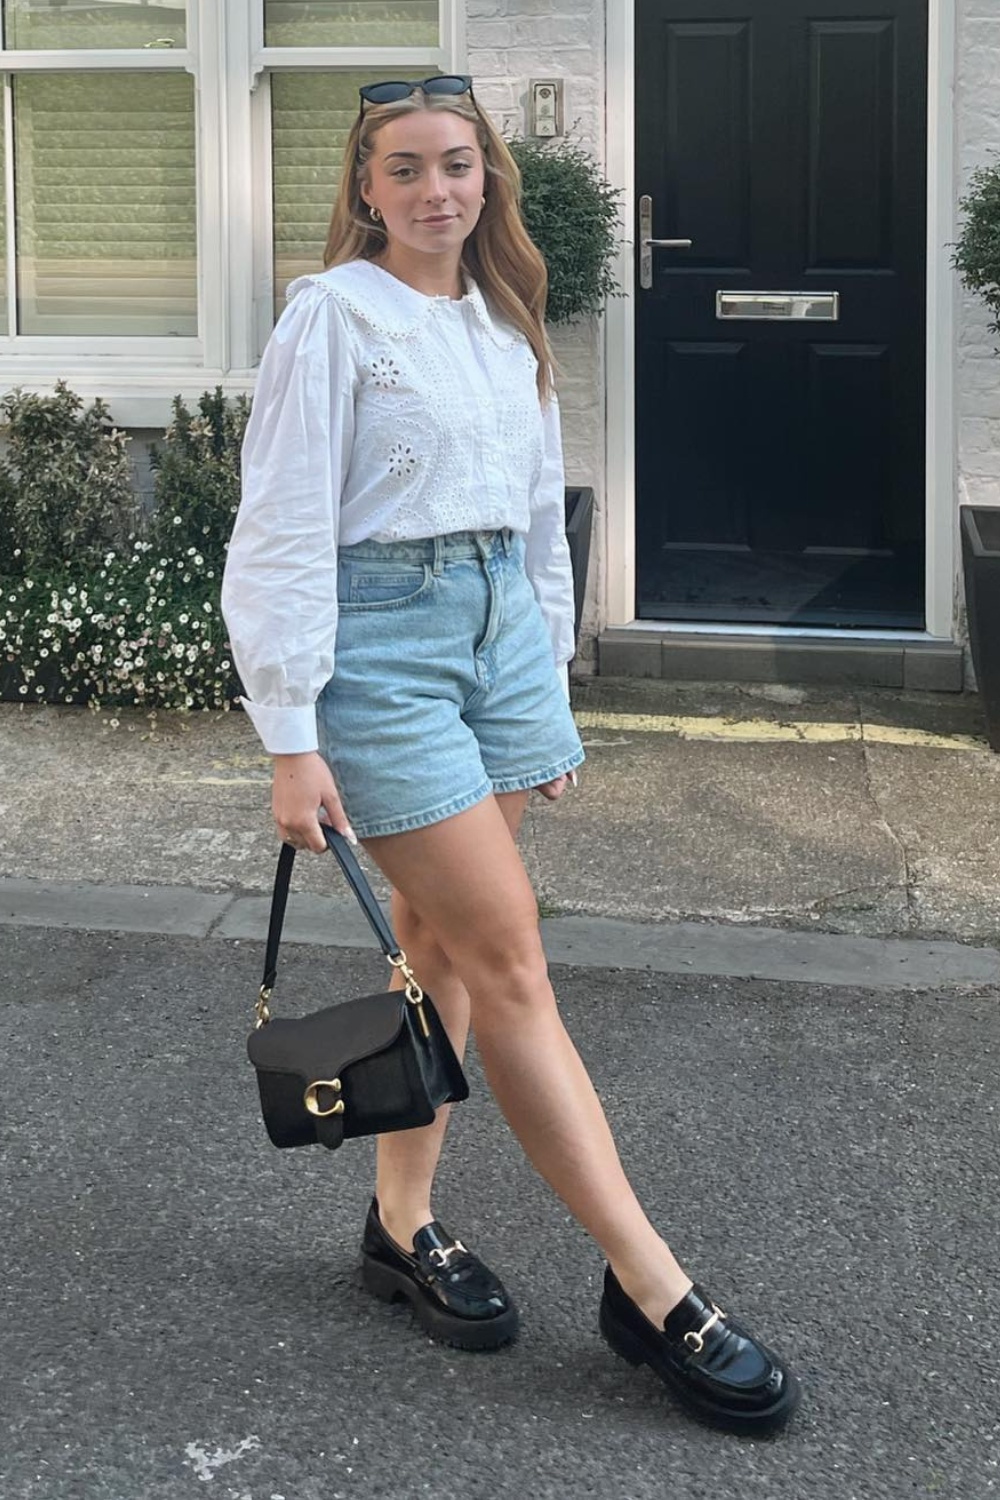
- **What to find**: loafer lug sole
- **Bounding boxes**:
[362,1252,519,1352]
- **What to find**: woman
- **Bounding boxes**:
[221,76,800,1434]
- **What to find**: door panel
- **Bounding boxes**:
[636,0,928,627]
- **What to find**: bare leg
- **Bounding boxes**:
[364,795,693,1326]
[374,791,531,1251]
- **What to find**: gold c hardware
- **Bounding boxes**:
[255,985,273,1028]
[388,950,431,1038]
[684,1302,726,1354]
[304,1078,345,1117]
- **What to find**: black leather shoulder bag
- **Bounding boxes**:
[247,827,469,1150]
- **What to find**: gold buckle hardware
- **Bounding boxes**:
[255,985,273,1028]
[388,950,431,1039]
[303,1078,346,1117]
[429,1240,466,1268]
[683,1303,726,1354]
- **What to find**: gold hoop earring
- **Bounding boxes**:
[369,206,382,223]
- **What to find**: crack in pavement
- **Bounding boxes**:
[857,698,919,931]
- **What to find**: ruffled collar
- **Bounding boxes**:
[286,258,522,350]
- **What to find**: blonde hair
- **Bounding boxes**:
[323,91,555,402]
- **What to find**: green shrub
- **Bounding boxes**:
[147,387,251,574]
[954,156,1000,343]
[0,542,236,710]
[0,384,248,711]
[0,380,137,576]
[508,134,624,323]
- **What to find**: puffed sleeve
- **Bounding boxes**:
[524,388,576,694]
[221,280,356,754]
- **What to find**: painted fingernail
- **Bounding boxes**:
[345,825,359,846]
[568,769,579,788]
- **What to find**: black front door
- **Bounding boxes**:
[635,0,928,627]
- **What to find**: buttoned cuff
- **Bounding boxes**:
[240,697,319,755]
[557,662,571,700]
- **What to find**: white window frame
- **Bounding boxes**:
[0,0,464,426]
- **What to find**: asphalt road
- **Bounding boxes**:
[2,926,998,1500]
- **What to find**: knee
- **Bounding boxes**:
[392,892,552,1011]
[460,930,554,1016]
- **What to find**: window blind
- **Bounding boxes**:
[271,71,373,314]
[2,0,187,51]
[14,71,197,336]
[264,0,436,49]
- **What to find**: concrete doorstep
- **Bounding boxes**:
[1,875,997,992]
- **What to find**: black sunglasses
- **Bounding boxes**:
[358,75,474,108]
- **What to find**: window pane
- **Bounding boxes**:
[15,72,196,335]
[272,71,375,313]
[3,1,186,50]
[264,0,436,49]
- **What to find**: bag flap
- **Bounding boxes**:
[247,990,408,1080]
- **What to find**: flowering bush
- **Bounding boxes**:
[0,542,235,710]
[0,386,248,710]
[148,388,251,575]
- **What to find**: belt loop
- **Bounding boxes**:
[433,536,445,576]
[501,528,512,555]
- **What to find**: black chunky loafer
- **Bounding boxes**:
[360,1198,519,1351]
[600,1267,800,1434]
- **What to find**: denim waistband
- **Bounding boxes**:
[339,529,514,567]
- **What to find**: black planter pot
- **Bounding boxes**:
[564,485,594,645]
[0,658,88,705]
[961,505,1000,751]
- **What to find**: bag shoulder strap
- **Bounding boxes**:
[257,828,401,1023]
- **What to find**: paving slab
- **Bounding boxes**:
[539,912,1000,988]
[527,736,910,933]
[863,742,1000,942]
[0,703,338,896]
[215,891,390,948]
[2,925,997,1500]
[0,876,232,937]
[4,681,1000,941]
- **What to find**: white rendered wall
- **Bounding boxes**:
[955,0,1000,516]
[468,0,607,665]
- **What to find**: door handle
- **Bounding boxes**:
[639,196,692,288]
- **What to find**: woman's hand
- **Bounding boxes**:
[272,751,356,852]
[535,769,579,802]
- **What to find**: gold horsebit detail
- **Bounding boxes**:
[683,1302,727,1354]
[428,1241,467,1269]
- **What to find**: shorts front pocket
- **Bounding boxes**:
[338,561,434,610]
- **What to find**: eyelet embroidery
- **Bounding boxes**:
[284,266,543,534]
[371,355,400,390]
[388,441,417,479]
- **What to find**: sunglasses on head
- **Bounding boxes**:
[357,74,475,112]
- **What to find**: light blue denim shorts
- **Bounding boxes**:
[316,529,585,840]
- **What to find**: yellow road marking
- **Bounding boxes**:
[161,774,269,785]
[574,710,989,753]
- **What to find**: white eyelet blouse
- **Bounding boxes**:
[221,258,576,755]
